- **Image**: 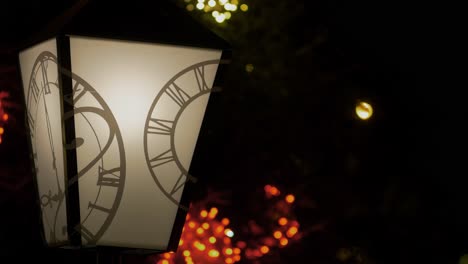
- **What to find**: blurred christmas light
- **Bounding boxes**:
[0,91,10,144]
[196,2,205,9]
[285,194,295,203]
[355,101,373,120]
[152,184,301,264]
[181,0,246,23]
[278,217,288,226]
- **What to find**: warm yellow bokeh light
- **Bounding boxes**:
[245,64,254,72]
[278,217,288,226]
[355,101,373,120]
[209,236,217,243]
[240,4,248,11]
[208,249,220,257]
[285,194,295,203]
[215,13,226,23]
[196,2,205,9]
[219,0,228,5]
[260,245,270,254]
[224,11,232,19]
[200,210,208,217]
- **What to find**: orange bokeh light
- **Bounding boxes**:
[194,241,206,251]
[269,186,280,196]
[225,257,233,264]
[2,113,8,121]
[163,253,171,259]
[196,227,204,235]
[208,249,220,258]
[202,222,210,229]
[278,217,288,226]
[287,226,298,237]
[279,238,288,246]
[233,248,241,254]
[273,231,282,239]
[215,225,224,234]
[260,245,269,254]
[188,221,196,229]
[221,218,230,226]
[209,236,217,244]
[285,194,295,203]
[200,210,208,218]
[234,255,241,261]
[209,207,218,218]
[0,127,4,135]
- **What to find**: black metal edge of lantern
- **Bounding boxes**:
[56,35,82,248]
[15,48,49,249]
[166,49,233,252]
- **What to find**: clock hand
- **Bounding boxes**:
[42,92,62,193]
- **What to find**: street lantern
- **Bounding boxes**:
[18,0,229,253]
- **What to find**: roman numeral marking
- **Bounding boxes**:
[27,111,35,133]
[88,202,111,214]
[41,62,51,95]
[30,78,40,103]
[97,166,121,187]
[165,82,190,107]
[149,149,174,168]
[76,225,96,243]
[194,66,210,92]
[147,118,174,135]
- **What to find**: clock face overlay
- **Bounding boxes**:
[20,39,126,245]
[144,60,219,210]
[21,42,67,245]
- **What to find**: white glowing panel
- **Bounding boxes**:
[69,36,222,249]
[19,38,68,245]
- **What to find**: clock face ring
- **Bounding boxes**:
[61,67,126,244]
[26,51,65,242]
[26,51,126,245]
[143,60,219,208]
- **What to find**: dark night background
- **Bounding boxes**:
[0,0,466,263]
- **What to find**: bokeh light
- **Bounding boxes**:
[182,0,248,23]
[355,101,373,120]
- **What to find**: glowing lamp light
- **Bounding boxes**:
[355,101,373,120]
[18,0,230,254]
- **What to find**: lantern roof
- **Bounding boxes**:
[23,0,230,50]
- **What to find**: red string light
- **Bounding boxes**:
[152,184,301,264]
